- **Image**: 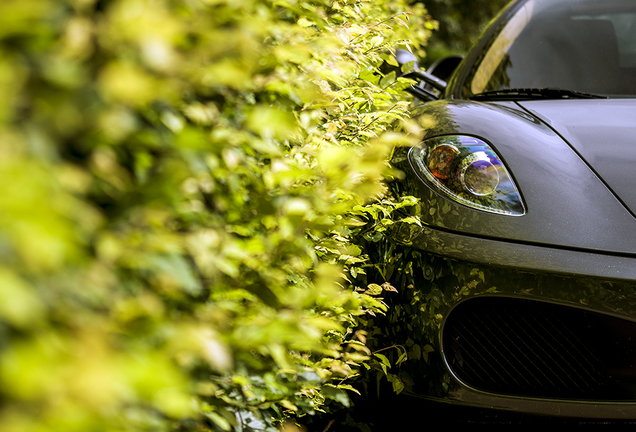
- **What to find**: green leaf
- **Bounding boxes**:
[379,71,396,88]
[206,412,232,431]
[374,353,391,369]
[322,385,351,407]
[336,384,361,395]
[366,283,383,296]
[400,60,416,74]
[387,374,405,394]
[422,344,435,362]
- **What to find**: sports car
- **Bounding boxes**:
[386,0,636,420]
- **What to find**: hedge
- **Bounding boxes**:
[0,0,434,431]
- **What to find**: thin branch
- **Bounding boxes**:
[349,12,414,44]
[323,419,336,432]
[373,344,406,355]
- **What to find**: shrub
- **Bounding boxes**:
[0,0,433,430]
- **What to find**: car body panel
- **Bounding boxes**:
[443,388,636,420]
[402,224,636,281]
[397,100,636,255]
[517,99,636,217]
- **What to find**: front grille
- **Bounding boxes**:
[442,297,636,400]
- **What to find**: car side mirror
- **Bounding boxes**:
[395,49,447,101]
[427,55,463,83]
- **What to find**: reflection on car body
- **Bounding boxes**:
[391,0,636,419]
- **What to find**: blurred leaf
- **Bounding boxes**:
[0,0,434,430]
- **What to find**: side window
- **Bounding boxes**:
[606,14,636,67]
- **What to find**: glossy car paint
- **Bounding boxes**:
[518,100,636,216]
[399,100,636,254]
[392,0,636,419]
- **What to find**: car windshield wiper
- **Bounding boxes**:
[471,88,608,101]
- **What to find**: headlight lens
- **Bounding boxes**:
[409,135,525,216]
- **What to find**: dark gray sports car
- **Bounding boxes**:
[388,0,636,420]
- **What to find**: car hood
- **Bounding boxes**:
[517,99,636,216]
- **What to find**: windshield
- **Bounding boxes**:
[464,0,636,98]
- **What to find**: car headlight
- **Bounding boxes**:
[408,135,526,216]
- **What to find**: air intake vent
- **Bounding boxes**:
[442,297,636,400]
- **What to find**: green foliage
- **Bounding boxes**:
[0,0,434,431]
[422,0,511,64]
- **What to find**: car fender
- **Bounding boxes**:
[392,99,636,257]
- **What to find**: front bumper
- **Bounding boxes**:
[385,223,636,419]
[443,386,636,419]
[406,223,636,282]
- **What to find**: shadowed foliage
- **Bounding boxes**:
[0,0,437,431]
